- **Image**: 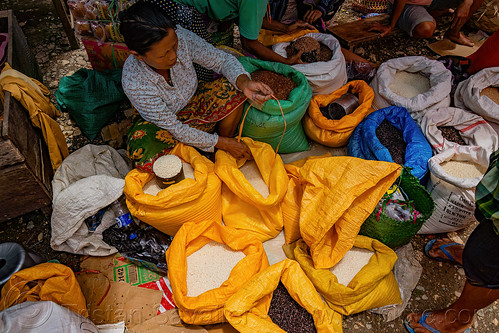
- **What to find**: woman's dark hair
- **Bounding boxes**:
[119,2,176,55]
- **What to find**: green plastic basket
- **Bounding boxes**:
[359,170,435,248]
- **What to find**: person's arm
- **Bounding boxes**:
[241,36,304,65]
[261,17,315,33]
[369,0,407,37]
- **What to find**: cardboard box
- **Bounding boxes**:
[81,37,131,71]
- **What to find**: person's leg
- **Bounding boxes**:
[396,4,436,39]
[444,0,486,46]
[218,102,245,137]
[426,238,464,265]
[406,282,499,333]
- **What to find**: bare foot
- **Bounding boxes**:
[445,31,474,47]
[406,311,473,333]
[428,238,464,265]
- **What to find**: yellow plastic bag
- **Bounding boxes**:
[258,28,318,47]
[281,155,401,268]
[303,80,375,147]
[0,263,88,317]
[224,259,342,333]
[282,153,331,245]
[124,144,222,236]
[292,237,401,315]
[215,138,288,242]
[165,220,269,325]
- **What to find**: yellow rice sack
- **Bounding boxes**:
[124,144,222,236]
[165,220,269,325]
[215,138,288,242]
[292,237,401,315]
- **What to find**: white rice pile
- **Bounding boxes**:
[440,160,487,179]
[143,162,195,196]
[389,71,431,98]
[329,247,374,286]
[240,161,270,198]
[153,154,182,178]
[186,241,246,297]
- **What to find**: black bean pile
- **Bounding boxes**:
[268,282,316,333]
[320,103,346,120]
[251,70,296,100]
[437,126,466,145]
[376,120,407,165]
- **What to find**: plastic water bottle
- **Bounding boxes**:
[110,197,138,240]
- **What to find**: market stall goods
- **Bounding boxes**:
[239,161,270,198]
[437,126,466,145]
[440,160,487,179]
[388,71,430,99]
[143,162,195,196]
[375,119,407,165]
[329,247,374,286]
[186,241,246,297]
[251,69,296,100]
[153,154,185,188]
[268,282,316,333]
[286,36,320,63]
[481,86,499,105]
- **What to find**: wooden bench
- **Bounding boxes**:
[327,14,397,50]
[0,10,53,222]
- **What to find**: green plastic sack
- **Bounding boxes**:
[55,68,126,139]
[238,57,312,153]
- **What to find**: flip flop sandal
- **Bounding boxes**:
[424,239,462,266]
[404,312,471,333]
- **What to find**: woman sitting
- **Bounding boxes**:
[119,2,273,171]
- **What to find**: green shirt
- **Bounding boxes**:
[175,0,268,40]
[475,150,499,235]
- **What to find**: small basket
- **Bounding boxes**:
[359,170,435,248]
[352,0,390,14]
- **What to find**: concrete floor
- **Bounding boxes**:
[0,0,497,332]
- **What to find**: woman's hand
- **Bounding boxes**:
[287,49,305,65]
[237,74,274,105]
[216,136,253,160]
[286,20,315,33]
[304,9,322,24]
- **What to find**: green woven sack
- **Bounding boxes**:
[238,56,312,153]
[359,170,435,248]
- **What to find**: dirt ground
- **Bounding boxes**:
[0,0,497,332]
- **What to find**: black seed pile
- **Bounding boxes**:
[437,126,466,145]
[251,70,296,100]
[376,120,407,165]
[319,103,346,120]
[316,42,333,62]
[286,39,332,63]
[268,282,317,333]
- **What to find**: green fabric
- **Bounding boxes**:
[55,69,126,140]
[174,0,267,40]
[475,150,499,234]
[359,170,435,248]
[237,56,312,153]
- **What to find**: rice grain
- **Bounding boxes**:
[240,161,270,198]
[440,160,487,179]
[186,241,245,297]
[144,162,195,196]
[153,154,182,178]
[329,247,374,286]
[389,71,431,98]
[480,86,499,105]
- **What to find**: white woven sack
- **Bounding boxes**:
[454,67,499,124]
[272,32,347,96]
[419,146,490,234]
[370,56,452,120]
[419,107,499,156]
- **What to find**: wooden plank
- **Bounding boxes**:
[327,14,395,49]
[0,163,51,222]
[0,139,24,168]
[51,0,79,50]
